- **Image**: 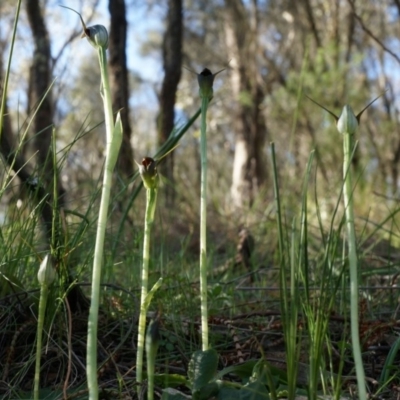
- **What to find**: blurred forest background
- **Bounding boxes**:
[1,0,400,261]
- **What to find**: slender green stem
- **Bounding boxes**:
[308,99,377,397]
[271,143,297,398]
[380,336,400,385]
[33,283,49,400]
[146,336,156,400]
[200,96,210,351]
[287,217,300,400]
[51,129,58,251]
[87,45,122,399]
[343,132,366,398]
[136,187,158,386]
[97,47,114,144]
[35,255,55,399]
[146,316,160,400]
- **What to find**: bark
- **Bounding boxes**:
[395,0,400,17]
[302,0,321,48]
[157,0,183,203]
[109,0,134,178]
[26,0,68,217]
[224,0,268,208]
[26,0,54,180]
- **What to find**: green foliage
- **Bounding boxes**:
[161,349,219,399]
[208,283,233,315]
[188,348,219,394]
[161,351,291,399]
[16,386,90,400]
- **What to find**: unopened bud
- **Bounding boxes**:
[337,105,359,135]
[198,68,215,100]
[136,157,158,190]
[81,25,109,49]
[197,68,225,100]
[60,6,109,49]
[37,255,56,286]
[145,313,161,362]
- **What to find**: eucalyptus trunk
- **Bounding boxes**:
[26,0,67,230]
[157,0,183,204]
[109,0,134,178]
[224,0,267,208]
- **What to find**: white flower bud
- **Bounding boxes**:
[37,255,56,286]
[60,6,109,49]
[82,25,109,49]
[337,105,359,135]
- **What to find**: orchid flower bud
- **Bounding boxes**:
[37,255,56,286]
[198,68,215,100]
[197,68,225,100]
[337,105,359,136]
[136,157,158,190]
[146,313,161,353]
[60,6,109,49]
[81,25,109,50]
[307,93,385,136]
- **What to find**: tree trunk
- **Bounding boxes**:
[109,0,134,178]
[224,0,268,208]
[157,0,183,204]
[26,0,66,213]
[26,0,53,178]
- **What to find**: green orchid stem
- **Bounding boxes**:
[200,95,210,351]
[146,316,160,400]
[146,334,157,400]
[308,97,373,397]
[136,187,158,387]
[342,132,366,398]
[97,47,115,144]
[33,283,49,400]
[87,45,122,399]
